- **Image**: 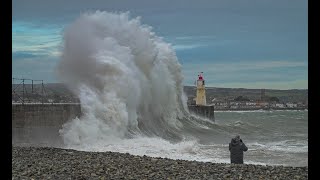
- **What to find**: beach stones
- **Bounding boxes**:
[12,146,308,179]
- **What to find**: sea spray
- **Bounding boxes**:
[57,11,189,147]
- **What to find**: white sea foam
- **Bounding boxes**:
[57,11,188,147]
[248,141,308,153]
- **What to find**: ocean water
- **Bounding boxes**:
[59,110,307,167]
[51,11,308,167]
[13,109,308,167]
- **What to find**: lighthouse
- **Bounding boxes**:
[195,72,206,106]
[188,72,215,121]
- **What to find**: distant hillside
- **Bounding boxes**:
[184,86,308,103]
[12,83,308,104]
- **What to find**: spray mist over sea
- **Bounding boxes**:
[57,11,193,146]
[56,11,308,167]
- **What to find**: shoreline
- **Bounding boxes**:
[12,146,308,179]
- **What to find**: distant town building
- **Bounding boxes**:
[275,103,285,108]
[286,103,298,108]
[246,102,257,106]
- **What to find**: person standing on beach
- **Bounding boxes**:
[229,135,248,164]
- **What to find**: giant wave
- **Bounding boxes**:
[57,11,205,148]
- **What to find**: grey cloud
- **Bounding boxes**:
[13,0,306,20]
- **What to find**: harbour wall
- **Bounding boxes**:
[12,103,214,146]
[188,105,215,121]
[12,103,82,146]
[12,104,215,129]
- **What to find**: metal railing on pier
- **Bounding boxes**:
[12,78,48,104]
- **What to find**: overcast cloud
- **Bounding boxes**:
[12,0,307,89]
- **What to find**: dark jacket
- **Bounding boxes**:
[229,138,248,164]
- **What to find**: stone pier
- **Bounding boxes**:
[188,105,215,121]
[12,103,215,146]
[12,103,81,146]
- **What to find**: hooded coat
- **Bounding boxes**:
[229,136,248,164]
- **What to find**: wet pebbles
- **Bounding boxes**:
[12,146,308,179]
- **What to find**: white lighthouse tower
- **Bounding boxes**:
[195,72,206,106]
[189,72,214,121]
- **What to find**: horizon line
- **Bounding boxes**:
[12,82,308,91]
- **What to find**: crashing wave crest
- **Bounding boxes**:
[57,11,190,146]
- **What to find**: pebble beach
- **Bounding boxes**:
[12,146,308,179]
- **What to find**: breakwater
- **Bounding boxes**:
[12,103,81,146]
[12,103,215,145]
[12,103,214,129]
[188,105,215,121]
[12,103,81,128]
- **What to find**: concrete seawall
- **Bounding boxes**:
[12,103,82,128]
[12,103,215,146]
[188,105,215,121]
[12,103,81,146]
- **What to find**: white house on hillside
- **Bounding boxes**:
[286,103,298,108]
